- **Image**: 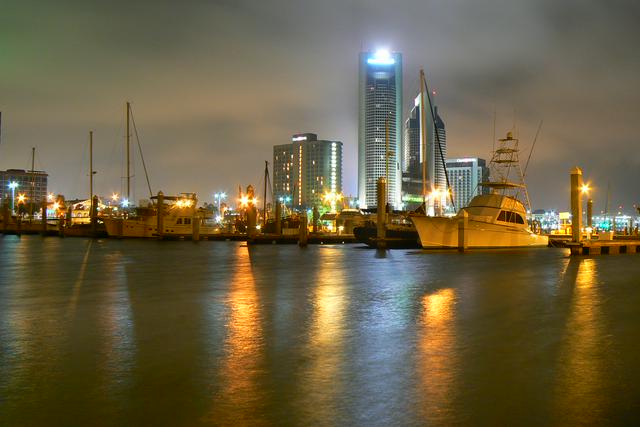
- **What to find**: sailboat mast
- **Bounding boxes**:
[126,101,131,202]
[419,69,428,206]
[30,147,35,217]
[89,131,93,212]
[263,161,268,225]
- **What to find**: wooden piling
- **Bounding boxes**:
[298,214,308,247]
[192,213,200,241]
[157,191,164,240]
[458,210,468,251]
[570,167,583,242]
[376,177,387,249]
[275,202,282,235]
[41,198,47,235]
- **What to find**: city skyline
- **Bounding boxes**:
[1,1,639,211]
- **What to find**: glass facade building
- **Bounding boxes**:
[445,158,489,211]
[401,93,447,213]
[358,50,402,209]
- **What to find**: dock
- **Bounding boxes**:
[565,239,640,256]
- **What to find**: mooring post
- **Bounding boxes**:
[247,205,258,239]
[157,191,164,240]
[570,167,583,243]
[275,201,282,235]
[90,195,98,237]
[2,201,10,234]
[312,205,319,233]
[41,197,47,235]
[298,213,308,247]
[458,210,469,251]
[192,211,200,242]
[376,177,387,249]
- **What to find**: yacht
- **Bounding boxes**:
[411,132,549,249]
[103,193,219,238]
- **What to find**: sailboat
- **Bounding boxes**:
[411,131,548,249]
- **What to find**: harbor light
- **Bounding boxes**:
[8,181,18,214]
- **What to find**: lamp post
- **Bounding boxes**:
[214,192,226,222]
[8,182,18,214]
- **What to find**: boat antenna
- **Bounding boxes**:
[492,107,496,154]
[126,102,131,202]
[421,70,455,211]
[263,160,269,225]
[419,69,427,208]
[129,105,153,198]
[523,120,543,178]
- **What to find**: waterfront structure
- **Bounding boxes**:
[401,91,447,212]
[445,158,489,211]
[358,49,402,209]
[0,169,48,208]
[273,133,342,210]
[411,132,547,248]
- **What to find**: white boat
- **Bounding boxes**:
[411,131,549,249]
[103,193,220,238]
[411,194,548,248]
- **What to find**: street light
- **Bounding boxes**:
[214,192,227,222]
[8,181,18,214]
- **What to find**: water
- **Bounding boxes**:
[1,236,640,425]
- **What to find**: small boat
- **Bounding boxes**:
[411,132,549,249]
[103,193,220,238]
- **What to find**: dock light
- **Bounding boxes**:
[581,183,590,194]
[8,181,18,213]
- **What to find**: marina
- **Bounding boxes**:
[2,236,640,425]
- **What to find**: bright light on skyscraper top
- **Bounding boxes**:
[367,49,395,65]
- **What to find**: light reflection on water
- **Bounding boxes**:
[209,244,265,424]
[1,238,640,425]
[417,288,457,423]
[555,258,607,423]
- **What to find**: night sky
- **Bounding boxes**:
[1,0,639,211]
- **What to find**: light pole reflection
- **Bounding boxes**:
[417,288,457,423]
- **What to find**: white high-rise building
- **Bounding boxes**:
[358,49,402,209]
[445,158,489,211]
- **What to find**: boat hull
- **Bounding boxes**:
[103,217,219,238]
[411,215,549,249]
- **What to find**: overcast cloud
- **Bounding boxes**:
[1,0,639,210]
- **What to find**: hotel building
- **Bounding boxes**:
[273,133,342,209]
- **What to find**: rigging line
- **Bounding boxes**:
[421,72,455,211]
[129,107,153,198]
[523,120,543,178]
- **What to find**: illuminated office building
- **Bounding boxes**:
[358,49,402,209]
[273,133,342,209]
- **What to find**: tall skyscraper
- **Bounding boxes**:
[358,49,402,209]
[401,92,447,213]
[273,133,343,210]
[445,158,489,211]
